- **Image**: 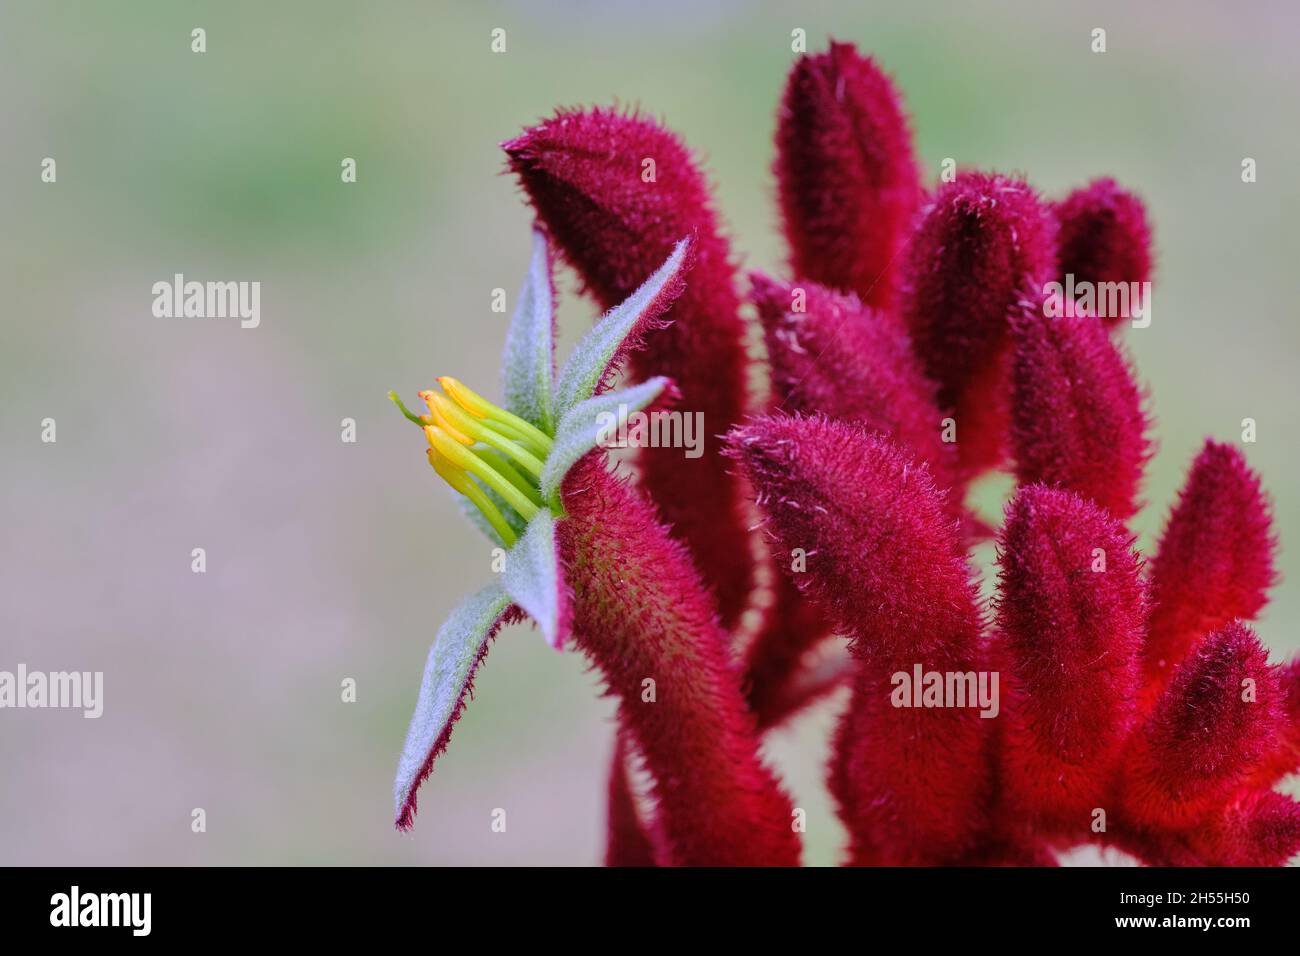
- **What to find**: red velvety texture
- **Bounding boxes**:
[1010,308,1150,520]
[505,108,754,627]
[774,41,921,310]
[1054,178,1153,329]
[1122,621,1281,828]
[729,415,977,662]
[1179,791,1300,866]
[742,275,955,722]
[752,273,956,495]
[899,172,1057,476]
[1143,441,1277,692]
[994,486,1146,832]
[830,651,990,865]
[729,415,988,863]
[558,457,800,866]
[1250,658,1300,787]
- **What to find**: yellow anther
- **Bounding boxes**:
[397,377,558,545]
[437,377,493,418]
[420,390,475,445]
[438,376,554,455]
[425,390,545,477]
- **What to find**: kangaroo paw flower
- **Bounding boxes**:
[505,108,755,626]
[1009,307,1151,520]
[386,42,1297,868]
[729,414,978,661]
[1121,621,1281,828]
[774,41,921,309]
[391,236,695,829]
[752,273,955,495]
[1143,441,1277,693]
[728,415,988,863]
[900,172,1057,477]
[743,276,961,723]
[994,486,1146,831]
[1053,178,1153,329]
[560,456,801,865]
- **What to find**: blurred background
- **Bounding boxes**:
[1,0,1297,865]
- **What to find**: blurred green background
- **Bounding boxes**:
[1,0,1297,865]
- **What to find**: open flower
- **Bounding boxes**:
[389,232,799,865]
[389,231,687,824]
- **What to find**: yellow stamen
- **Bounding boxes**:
[425,390,545,477]
[420,390,475,445]
[438,376,554,455]
[425,425,540,522]
[427,447,517,547]
[474,448,544,508]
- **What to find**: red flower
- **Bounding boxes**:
[900,172,1058,477]
[751,274,954,495]
[1009,305,1151,519]
[728,416,989,864]
[560,458,800,866]
[1122,622,1281,827]
[1143,441,1278,695]
[774,41,921,309]
[994,486,1146,831]
[504,107,754,628]
[389,41,1299,868]
[1054,177,1153,328]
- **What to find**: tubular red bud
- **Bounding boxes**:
[1009,308,1150,520]
[742,275,957,722]
[505,108,753,626]
[728,415,988,862]
[1135,791,1300,866]
[558,458,800,866]
[1144,441,1277,689]
[1054,178,1153,329]
[1123,621,1281,827]
[774,41,922,309]
[727,414,980,662]
[995,486,1146,828]
[1189,791,1300,866]
[752,273,955,495]
[900,172,1057,476]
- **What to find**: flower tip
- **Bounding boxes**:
[499,132,533,162]
[1054,177,1153,327]
[747,270,786,314]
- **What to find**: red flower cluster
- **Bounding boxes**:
[402,40,1296,866]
